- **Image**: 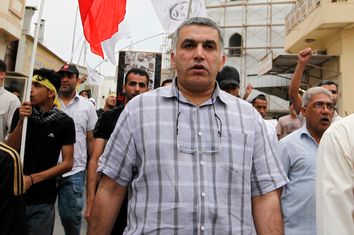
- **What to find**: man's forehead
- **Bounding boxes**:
[321,84,337,90]
[61,73,77,79]
[126,74,148,84]
[254,99,267,104]
[178,25,220,41]
[310,93,333,103]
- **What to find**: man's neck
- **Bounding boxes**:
[38,102,54,113]
[290,113,297,119]
[59,91,76,105]
[177,84,215,106]
[104,105,113,112]
[307,127,322,144]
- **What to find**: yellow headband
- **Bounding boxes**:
[32,75,57,94]
[32,75,61,109]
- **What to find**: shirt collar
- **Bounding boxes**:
[159,77,229,106]
[0,85,4,95]
[58,92,80,106]
[299,125,318,146]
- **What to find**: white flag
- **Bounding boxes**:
[101,20,130,65]
[151,0,207,33]
[87,64,104,86]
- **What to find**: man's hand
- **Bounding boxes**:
[19,102,32,121]
[24,175,33,190]
[85,197,94,220]
[245,83,253,96]
[298,47,313,66]
[242,83,253,101]
[79,76,87,84]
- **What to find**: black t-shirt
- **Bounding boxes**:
[11,108,76,205]
[96,108,104,119]
[0,142,26,235]
[93,104,127,234]
[93,105,124,140]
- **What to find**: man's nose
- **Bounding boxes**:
[194,45,205,60]
[134,85,141,92]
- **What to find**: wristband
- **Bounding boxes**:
[29,175,34,185]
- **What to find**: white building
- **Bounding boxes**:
[205,0,297,116]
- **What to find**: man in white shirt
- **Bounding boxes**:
[316,113,354,235]
[57,64,97,235]
[0,59,20,141]
[251,94,278,145]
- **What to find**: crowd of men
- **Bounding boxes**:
[0,17,353,235]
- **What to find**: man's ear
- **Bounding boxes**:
[171,52,176,67]
[0,71,5,81]
[300,106,306,117]
[48,89,56,99]
[219,54,226,71]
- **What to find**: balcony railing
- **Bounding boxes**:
[285,0,321,35]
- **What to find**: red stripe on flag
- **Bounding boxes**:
[78,0,127,58]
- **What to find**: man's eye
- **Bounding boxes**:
[204,43,215,49]
[183,43,194,48]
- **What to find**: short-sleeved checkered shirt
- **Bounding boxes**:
[98,79,288,234]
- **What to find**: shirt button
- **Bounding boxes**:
[201,225,205,231]
[198,132,202,136]
[201,192,206,197]
[200,161,204,165]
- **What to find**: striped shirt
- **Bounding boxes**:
[98,80,288,234]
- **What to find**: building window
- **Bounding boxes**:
[229,33,242,57]
[5,40,18,71]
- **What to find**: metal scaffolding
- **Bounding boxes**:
[206,0,296,97]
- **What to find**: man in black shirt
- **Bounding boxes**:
[7,68,76,235]
[96,93,116,119]
[85,68,149,234]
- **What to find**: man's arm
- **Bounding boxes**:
[289,48,312,114]
[6,102,31,151]
[5,97,20,138]
[252,188,284,235]
[85,138,107,220]
[88,175,127,235]
[275,118,283,140]
[25,144,73,190]
[86,130,95,159]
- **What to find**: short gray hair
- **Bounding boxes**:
[171,17,224,53]
[302,87,333,107]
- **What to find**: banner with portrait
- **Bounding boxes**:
[151,0,207,33]
[116,50,162,105]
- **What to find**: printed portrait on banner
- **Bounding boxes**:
[116,50,162,105]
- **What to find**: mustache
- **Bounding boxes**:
[320,117,331,122]
[189,64,207,70]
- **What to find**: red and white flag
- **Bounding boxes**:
[151,0,207,33]
[78,0,127,58]
[101,20,130,64]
